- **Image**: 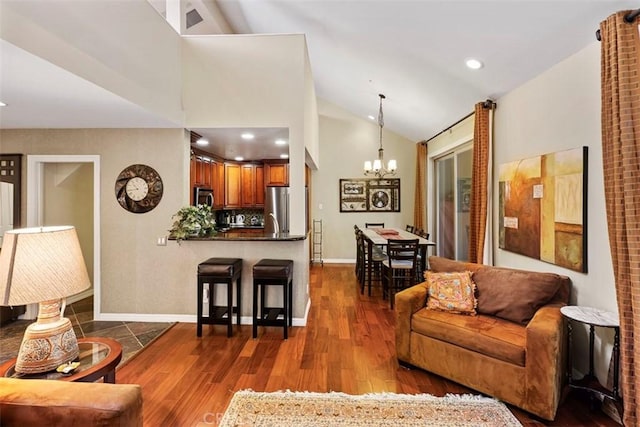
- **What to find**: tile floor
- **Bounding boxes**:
[0,296,174,366]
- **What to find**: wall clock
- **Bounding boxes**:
[115,164,163,213]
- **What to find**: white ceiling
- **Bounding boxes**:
[191,127,289,160]
[216,0,639,141]
[1,1,637,150]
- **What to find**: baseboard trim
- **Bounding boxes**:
[321,258,355,264]
[95,296,312,327]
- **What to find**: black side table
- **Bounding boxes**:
[561,306,623,418]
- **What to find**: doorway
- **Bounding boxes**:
[433,144,473,261]
[26,155,100,317]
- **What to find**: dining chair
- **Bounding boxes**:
[383,239,419,309]
[357,230,385,296]
[354,225,362,281]
[365,222,384,228]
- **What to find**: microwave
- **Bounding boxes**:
[194,187,214,208]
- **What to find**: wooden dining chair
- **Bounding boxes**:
[383,239,419,309]
[356,230,385,296]
[365,222,384,228]
[354,225,362,281]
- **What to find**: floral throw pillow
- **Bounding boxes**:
[425,271,477,315]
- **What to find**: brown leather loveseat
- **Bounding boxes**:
[0,377,142,426]
[395,256,570,420]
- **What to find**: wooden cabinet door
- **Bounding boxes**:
[194,157,205,186]
[264,163,289,186]
[241,164,255,207]
[213,160,225,209]
[255,165,265,206]
[225,163,241,208]
[202,159,212,188]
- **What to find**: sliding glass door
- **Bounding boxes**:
[434,143,473,261]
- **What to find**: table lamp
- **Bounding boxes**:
[0,226,91,374]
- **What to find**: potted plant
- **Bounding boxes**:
[169,205,216,242]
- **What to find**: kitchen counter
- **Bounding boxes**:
[164,231,311,324]
[171,232,306,241]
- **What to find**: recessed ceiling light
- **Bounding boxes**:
[465,58,484,70]
[274,139,287,146]
[367,115,375,121]
[196,138,209,146]
[280,154,289,159]
[0,101,7,107]
[241,133,254,140]
[234,156,244,161]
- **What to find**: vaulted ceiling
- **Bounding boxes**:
[1,1,637,144]
[215,0,638,141]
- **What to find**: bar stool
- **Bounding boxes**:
[252,259,293,339]
[197,257,242,338]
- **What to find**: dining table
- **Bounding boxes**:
[360,226,436,284]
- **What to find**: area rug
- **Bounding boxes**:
[219,390,522,426]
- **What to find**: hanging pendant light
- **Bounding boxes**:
[364,94,397,178]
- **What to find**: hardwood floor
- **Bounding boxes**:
[117,264,619,426]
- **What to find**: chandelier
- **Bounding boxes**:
[364,93,397,178]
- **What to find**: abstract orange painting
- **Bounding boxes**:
[498,147,587,272]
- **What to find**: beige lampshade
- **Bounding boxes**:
[0,226,91,306]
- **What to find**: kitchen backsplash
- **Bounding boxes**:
[215,209,264,226]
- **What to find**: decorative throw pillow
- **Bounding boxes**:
[428,256,484,275]
[425,271,477,315]
[472,268,562,325]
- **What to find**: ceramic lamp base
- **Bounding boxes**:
[15,299,79,374]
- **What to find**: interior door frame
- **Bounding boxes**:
[26,155,101,318]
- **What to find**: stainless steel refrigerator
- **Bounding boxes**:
[265,186,290,234]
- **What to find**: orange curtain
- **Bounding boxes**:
[413,142,427,231]
[468,103,492,264]
[600,11,640,426]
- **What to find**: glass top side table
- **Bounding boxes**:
[561,306,623,419]
[0,337,122,383]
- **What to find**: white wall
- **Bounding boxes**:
[0,0,183,124]
[182,34,316,236]
[0,128,190,316]
[312,99,417,261]
[494,42,615,382]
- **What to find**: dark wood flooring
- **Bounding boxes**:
[117,264,620,426]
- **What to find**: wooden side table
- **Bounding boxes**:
[0,337,122,383]
[561,306,623,418]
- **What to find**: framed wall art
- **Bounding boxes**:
[498,146,587,272]
[339,178,400,212]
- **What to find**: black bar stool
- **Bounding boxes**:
[252,259,293,339]
[197,258,242,337]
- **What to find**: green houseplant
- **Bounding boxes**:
[169,205,216,242]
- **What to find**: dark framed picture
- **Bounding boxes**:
[339,178,400,212]
[339,179,367,212]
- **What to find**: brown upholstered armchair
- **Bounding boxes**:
[0,377,142,426]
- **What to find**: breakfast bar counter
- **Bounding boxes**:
[166,233,310,327]
[181,232,306,241]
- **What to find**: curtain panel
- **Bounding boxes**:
[413,142,427,231]
[469,103,491,264]
[600,10,640,426]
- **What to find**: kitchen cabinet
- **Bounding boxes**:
[192,156,212,188]
[225,163,242,208]
[211,159,225,209]
[241,164,264,207]
[190,153,224,208]
[264,162,289,186]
